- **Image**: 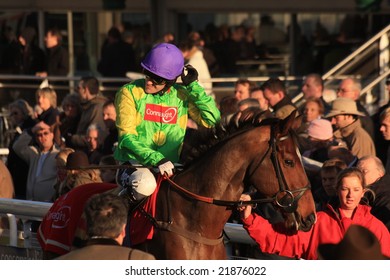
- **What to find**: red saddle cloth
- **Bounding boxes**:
[37,183,118,255]
[129,176,164,245]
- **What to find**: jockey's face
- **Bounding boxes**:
[144,70,167,94]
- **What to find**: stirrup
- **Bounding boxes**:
[118,187,137,202]
[118,187,147,212]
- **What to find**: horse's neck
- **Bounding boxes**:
[178,155,249,201]
[178,126,269,200]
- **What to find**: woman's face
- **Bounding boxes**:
[304,101,321,122]
[38,94,51,111]
[338,175,365,211]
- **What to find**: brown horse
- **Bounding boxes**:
[133,109,317,259]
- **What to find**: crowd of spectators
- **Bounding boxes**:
[1,17,390,260]
[0,13,368,83]
[218,74,390,259]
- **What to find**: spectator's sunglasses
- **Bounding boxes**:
[143,69,167,85]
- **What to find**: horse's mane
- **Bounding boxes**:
[181,108,278,165]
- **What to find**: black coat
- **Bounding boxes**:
[372,104,390,165]
[369,173,390,231]
[98,41,136,77]
[102,127,118,155]
[45,44,69,76]
[38,106,60,126]
[356,101,375,141]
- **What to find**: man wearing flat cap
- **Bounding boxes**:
[326,97,375,159]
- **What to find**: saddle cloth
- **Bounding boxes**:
[129,176,164,245]
[37,183,118,255]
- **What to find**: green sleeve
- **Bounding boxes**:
[118,134,165,166]
[183,81,221,128]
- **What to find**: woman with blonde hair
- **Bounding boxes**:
[35,87,60,126]
[239,167,390,259]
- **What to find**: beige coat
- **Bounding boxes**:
[334,119,376,159]
[56,244,155,260]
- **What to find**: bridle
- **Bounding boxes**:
[266,127,311,213]
[164,127,311,213]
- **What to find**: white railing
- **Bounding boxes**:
[292,23,390,106]
[323,24,390,81]
[0,198,52,248]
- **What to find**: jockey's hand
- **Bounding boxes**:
[181,64,198,86]
[157,159,175,177]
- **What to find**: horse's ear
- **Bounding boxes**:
[279,110,300,135]
[292,112,303,130]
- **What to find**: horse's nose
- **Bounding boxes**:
[299,213,316,232]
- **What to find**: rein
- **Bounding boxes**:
[165,176,275,207]
[165,176,310,209]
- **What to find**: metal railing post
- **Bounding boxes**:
[6,213,17,247]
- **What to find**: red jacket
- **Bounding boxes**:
[37,183,117,255]
[242,204,390,259]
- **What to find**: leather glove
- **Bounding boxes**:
[157,159,175,177]
[181,64,198,86]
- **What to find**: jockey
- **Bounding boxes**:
[114,43,220,200]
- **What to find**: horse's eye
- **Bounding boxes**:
[284,159,295,167]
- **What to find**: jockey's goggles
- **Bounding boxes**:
[143,70,167,85]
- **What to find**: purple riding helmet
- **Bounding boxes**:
[141,43,184,80]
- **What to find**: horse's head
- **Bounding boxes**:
[246,111,316,232]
